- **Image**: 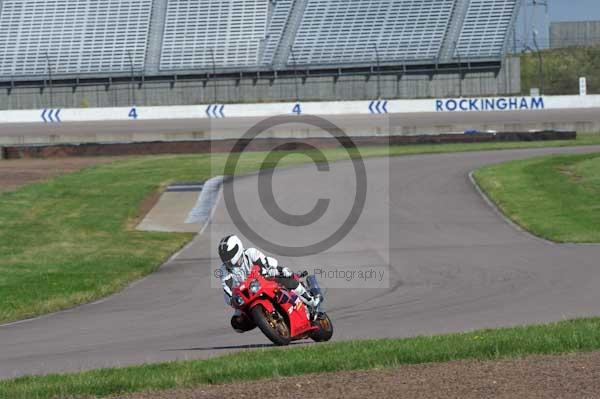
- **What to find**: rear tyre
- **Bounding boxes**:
[309,312,334,342]
[251,305,291,346]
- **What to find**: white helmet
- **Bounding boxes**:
[218,235,244,268]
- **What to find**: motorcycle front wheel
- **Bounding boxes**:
[251,305,291,346]
[309,312,334,342]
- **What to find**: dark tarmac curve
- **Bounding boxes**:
[2,145,600,380]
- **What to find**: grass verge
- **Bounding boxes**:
[2,317,600,398]
[521,45,600,95]
[1,133,600,324]
[474,152,600,242]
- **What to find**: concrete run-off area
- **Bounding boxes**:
[137,177,224,233]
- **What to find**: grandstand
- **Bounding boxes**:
[0,0,523,106]
[160,0,268,70]
[455,0,517,58]
[0,0,153,76]
[289,0,456,66]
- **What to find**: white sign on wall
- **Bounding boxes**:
[580,77,587,96]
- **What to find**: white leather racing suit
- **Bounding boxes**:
[219,247,318,324]
[219,247,279,306]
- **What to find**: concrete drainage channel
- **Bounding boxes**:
[137,176,224,233]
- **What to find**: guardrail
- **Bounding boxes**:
[1,95,599,124]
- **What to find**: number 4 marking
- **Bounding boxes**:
[129,107,138,119]
[293,103,301,115]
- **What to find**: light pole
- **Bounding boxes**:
[522,0,549,51]
[455,42,463,98]
[532,30,544,94]
[45,52,54,109]
[289,45,300,102]
[529,0,549,94]
[532,0,549,14]
[210,49,218,103]
[522,44,543,95]
[374,44,381,99]
[127,50,136,106]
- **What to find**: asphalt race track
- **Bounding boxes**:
[2,146,600,379]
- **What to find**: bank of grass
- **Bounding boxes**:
[2,317,600,398]
[474,151,600,242]
[521,45,600,95]
[1,134,600,324]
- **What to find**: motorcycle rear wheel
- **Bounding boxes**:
[251,305,291,346]
[309,312,334,342]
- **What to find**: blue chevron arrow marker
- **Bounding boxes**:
[206,104,225,118]
[369,100,389,114]
[41,109,63,123]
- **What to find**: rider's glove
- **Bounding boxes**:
[265,268,279,278]
[281,267,293,278]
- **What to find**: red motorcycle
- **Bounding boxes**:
[230,265,333,346]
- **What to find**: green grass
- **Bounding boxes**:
[2,317,600,398]
[521,45,600,95]
[474,152,600,242]
[1,134,600,324]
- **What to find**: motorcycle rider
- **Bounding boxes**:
[217,234,321,332]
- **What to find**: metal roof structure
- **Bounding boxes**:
[0,0,520,81]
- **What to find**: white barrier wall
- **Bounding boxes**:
[0,95,599,124]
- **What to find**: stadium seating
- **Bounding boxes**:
[160,0,268,70]
[455,0,517,58]
[0,0,152,77]
[0,0,520,78]
[289,0,455,66]
[261,0,294,66]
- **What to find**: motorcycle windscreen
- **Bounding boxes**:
[306,275,322,298]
